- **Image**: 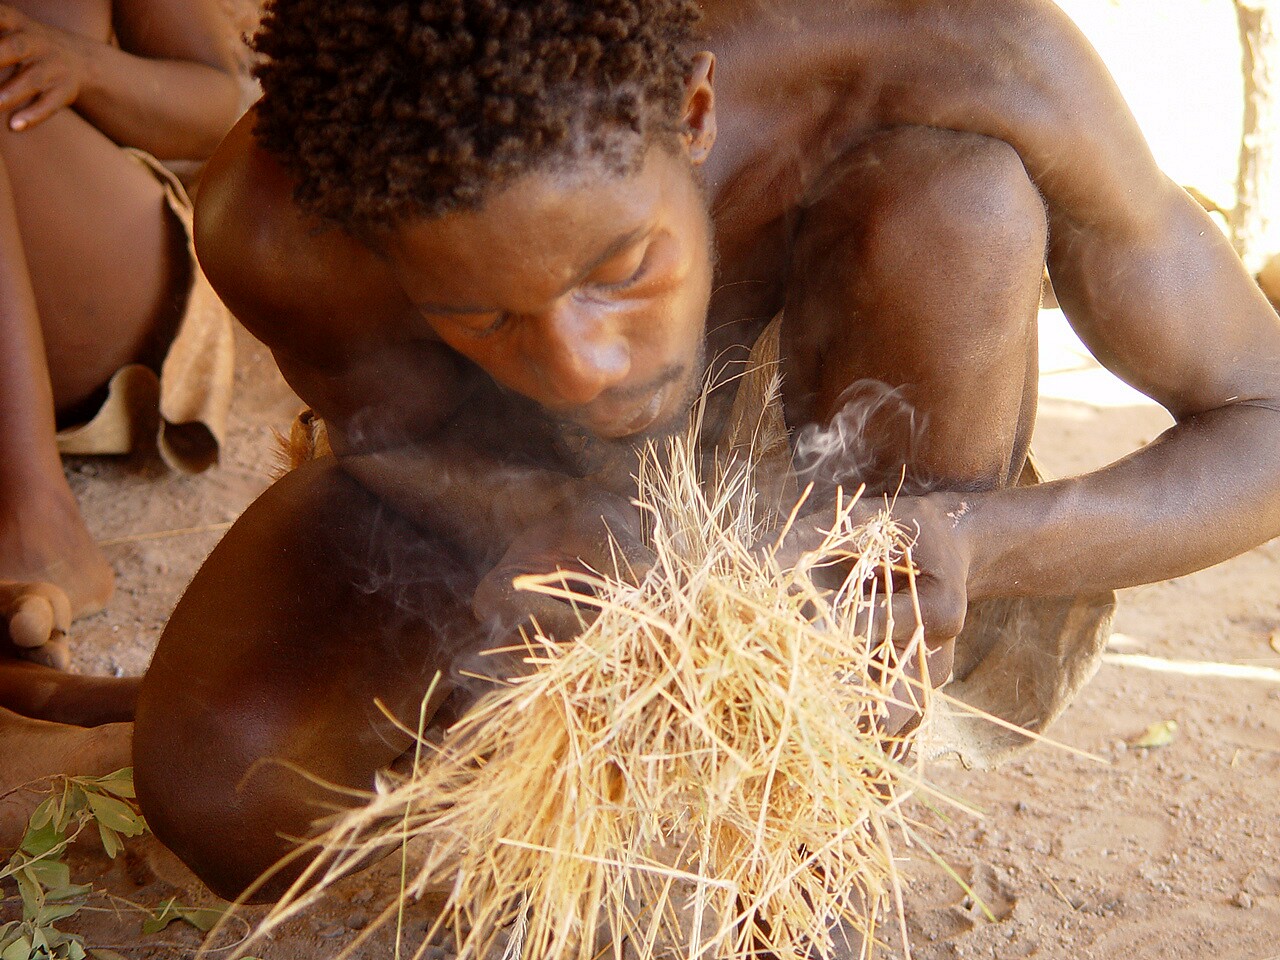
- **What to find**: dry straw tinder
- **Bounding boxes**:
[246,404,964,960]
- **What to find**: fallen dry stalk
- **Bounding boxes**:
[245,411,961,960]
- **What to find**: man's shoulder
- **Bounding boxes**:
[193,110,412,369]
[717,0,1155,219]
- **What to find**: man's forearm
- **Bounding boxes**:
[75,40,241,159]
[955,402,1280,600]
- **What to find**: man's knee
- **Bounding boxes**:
[134,690,343,902]
[815,127,1048,288]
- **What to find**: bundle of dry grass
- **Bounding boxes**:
[249,410,958,960]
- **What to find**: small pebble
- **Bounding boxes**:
[1234,891,1254,909]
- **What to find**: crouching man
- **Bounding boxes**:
[132,0,1280,901]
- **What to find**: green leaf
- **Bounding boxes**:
[52,783,72,835]
[61,786,88,828]
[172,904,226,933]
[43,884,91,904]
[84,769,135,800]
[1130,719,1179,749]
[139,917,173,936]
[26,800,54,833]
[140,899,225,935]
[19,822,62,859]
[15,869,43,921]
[28,926,48,953]
[83,794,144,837]
[140,899,178,935]
[32,905,79,927]
[0,936,30,960]
[25,860,69,892]
[96,825,121,861]
[63,942,86,960]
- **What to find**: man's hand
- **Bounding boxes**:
[771,494,970,649]
[0,5,88,131]
[767,493,967,731]
[471,490,653,644]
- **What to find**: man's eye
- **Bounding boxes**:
[593,248,653,292]
[457,312,509,337]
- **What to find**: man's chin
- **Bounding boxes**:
[576,387,671,440]
[571,379,697,442]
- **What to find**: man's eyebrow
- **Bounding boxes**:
[413,225,652,316]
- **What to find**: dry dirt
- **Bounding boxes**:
[4,1,1280,958]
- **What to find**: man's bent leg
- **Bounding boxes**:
[780,126,1049,744]
[781,125,1046,495]
[134,461,485,902]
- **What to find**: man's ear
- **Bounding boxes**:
[679,51,716,165]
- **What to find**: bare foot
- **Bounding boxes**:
[0,481,115,655]
[0,707,132,849]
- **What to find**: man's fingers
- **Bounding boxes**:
[922,636,955,686]
[473,566,596,642]
[853,592,928,645]
[11,85,67,130]
[0,62,43,112]
[0,31,32,68]
[859,585,966,647]
[524,597,591,643]
[877,638,955,738]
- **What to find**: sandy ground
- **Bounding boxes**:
[4,1,1279,958]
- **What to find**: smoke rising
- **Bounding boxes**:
[792,379,930,497]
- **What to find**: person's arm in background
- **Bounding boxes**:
[0,0,241,159]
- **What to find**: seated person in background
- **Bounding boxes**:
[0,0,241,829]
[108,0,1280,901]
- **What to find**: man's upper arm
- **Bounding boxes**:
[999,2,1280,419]
[1047,181,1280,420]
[908,0,1280,420]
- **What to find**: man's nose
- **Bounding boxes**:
[536,302,632,406]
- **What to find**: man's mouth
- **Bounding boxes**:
[577,383,671,439]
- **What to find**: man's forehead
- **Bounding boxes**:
[387,154,673,303]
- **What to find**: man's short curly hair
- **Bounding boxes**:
[252,0,704,229]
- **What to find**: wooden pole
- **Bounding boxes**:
[1231,0,1280,277]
